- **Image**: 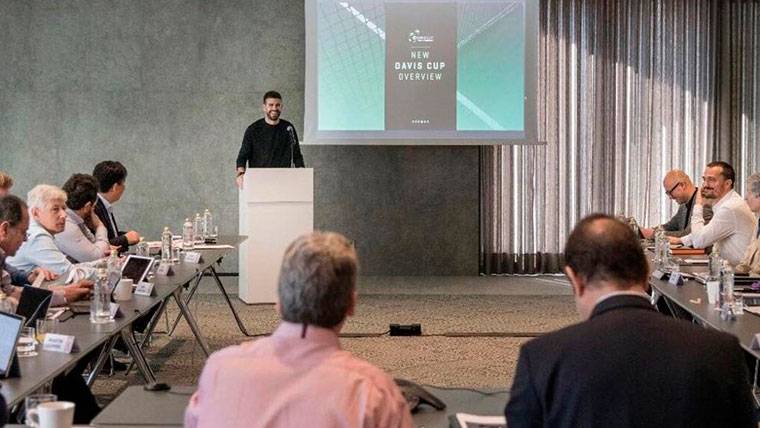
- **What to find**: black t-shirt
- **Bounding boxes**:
[236,119,305,168]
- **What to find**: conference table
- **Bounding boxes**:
[88,385,508,427]
[0,237,244,409]
[648,258,760,360]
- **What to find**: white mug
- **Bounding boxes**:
[113,278,134,301]
[27,401,75,428]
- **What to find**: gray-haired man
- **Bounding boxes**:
[186,232,412,428]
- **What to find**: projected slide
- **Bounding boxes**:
[305,0,537,145]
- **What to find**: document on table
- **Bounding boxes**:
[193,244,235,250]
[450,413,506,428]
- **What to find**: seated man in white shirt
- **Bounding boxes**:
[7,184,99,281]
[0,194,91,307]
[671,161,756,265]
[185,231,412,428]
[55,173,111,263]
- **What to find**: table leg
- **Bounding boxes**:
[120,327,157,384]
[208,266,253,336]
[172,288,210,357]
[168,272,204,336]
[86,335,119,387]
[125,299,169,377]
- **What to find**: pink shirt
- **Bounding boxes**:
[184,322,413,428]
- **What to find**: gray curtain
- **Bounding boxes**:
[481,0,760,274]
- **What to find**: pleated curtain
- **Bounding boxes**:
[481,0,760,274]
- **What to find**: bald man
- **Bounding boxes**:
[641,170,712,239]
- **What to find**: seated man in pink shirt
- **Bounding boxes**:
[185,231,413,428]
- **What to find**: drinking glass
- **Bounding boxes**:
[35,319,58,343]
[17,327,37,357]
[24,393,57,426]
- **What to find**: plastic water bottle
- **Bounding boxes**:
[654,229,665,269]
[136,237,149,257]
[193,213,203,243]
[90,260,112,324]
[182,218,194,250]
[161,227,173,265]
[107,250,121,288]
[202,209,213,239]
[720,260,735,319]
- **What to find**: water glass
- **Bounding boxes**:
[734,293,745,315]
[24,393,57,426]
[17,326,37,357]
[36,319,59,342]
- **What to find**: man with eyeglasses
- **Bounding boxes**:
[641,170,712,239]
[670,161,756,265]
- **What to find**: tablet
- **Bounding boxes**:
[120,255,154,285]
[0,311,24,377]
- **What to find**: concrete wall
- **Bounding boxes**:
[0,0,479,275]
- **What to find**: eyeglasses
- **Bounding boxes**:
[665,182,681,197]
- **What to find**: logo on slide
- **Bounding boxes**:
[408,29,434,44]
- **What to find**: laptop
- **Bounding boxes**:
[16,286,53,327]
[120,255,154,285]
[69,255,154,314]
[0,311,24,378]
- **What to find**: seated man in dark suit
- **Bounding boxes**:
[92,161,140,253]
[505,213,755,428]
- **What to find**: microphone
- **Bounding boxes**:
[286,126,296,168]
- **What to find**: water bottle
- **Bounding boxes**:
[720,260,735,318]
[202,209,213,239]
[107,250,121,288]
[90,260,112,324]
[653,229,664,269]
[161,227,173,265]
[193,213,203,243]
[182,218,194,250]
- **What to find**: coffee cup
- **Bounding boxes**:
[27,401,75,428]
[113,278,134,301]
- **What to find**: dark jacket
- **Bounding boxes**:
[505,294,755,428]
[93,196,129,252]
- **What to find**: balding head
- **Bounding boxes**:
[663,170,695,204]
[565,214,649,289]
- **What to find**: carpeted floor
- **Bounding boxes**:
[92,276,579,405]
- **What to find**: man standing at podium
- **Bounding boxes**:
[235,90,305,188]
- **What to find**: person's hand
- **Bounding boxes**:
[60,279,94,302]
[668,236,682,245]
[235,174,244,189]
[125,230,140,245]
[27,267,58,284]
[641,228,655,239]
[696,187,713,207]
[85,210,103,231]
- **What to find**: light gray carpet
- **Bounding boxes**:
[92,276,579,404]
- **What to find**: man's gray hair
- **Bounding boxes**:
[27,184,66,211]
[748,173,760,198]
[277,231,358,328]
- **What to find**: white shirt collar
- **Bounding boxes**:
[98,193,112,211]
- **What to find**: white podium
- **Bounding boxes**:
[238,168,313,303]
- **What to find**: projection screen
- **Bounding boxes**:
[304,0,538,145]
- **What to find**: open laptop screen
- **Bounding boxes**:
[0,311,24,376]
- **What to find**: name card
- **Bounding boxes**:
[135,281,155,297]
[43,334,79,353]
[668,272,684,286]
[109,302,122,319]
[156,263,174,276]
[752,334,760,349]
[651,270,666,280]
[184,251,203,264]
